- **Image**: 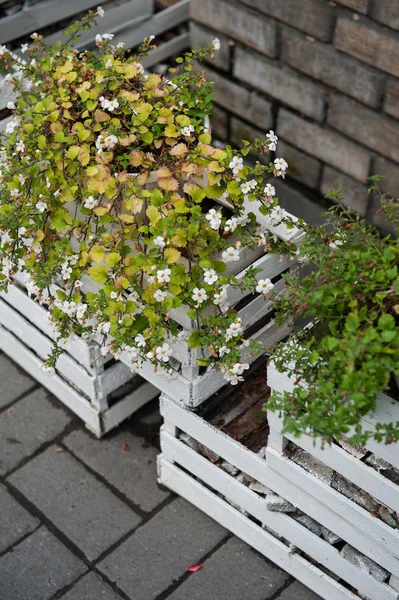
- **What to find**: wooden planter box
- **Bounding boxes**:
[158,364,399,600]
[0,278,159,437]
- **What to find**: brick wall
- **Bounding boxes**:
[190,0,399,226]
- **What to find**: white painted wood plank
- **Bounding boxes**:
[161,431,398,600]
[0,299,98,400]
[97,361,135,397]
[158,457,358,600]
[143,32,190,68]
[159,396,399,574]
[267,448,399,572]
[0,326,102,435]
[102,380,159,433]
[0,284,94,371]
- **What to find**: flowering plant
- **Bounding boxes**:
[268,178,399,444]
[0,8,295,383]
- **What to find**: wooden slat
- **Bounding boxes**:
[102,380,159,432]
[159,457,359,600]
[0,325,102,435]
[143,32,190,68]
[161,431,398,600]
[0,0,101,43]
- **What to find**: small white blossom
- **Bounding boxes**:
[40,364,55,376]
[229,155,243,176]
[232,362,250,375]
[269,206,286,225]
[10,188,19,198]
[76,303,87,320]
[16,140,25,152]
[135,334,146,347]
[181,124,195,137]
[266,130,278,151]
[192,287,208,304]
[101,344,112,356]
[226,320,243,340]
[329,239,343,250]
[7,101,15,110]
[104,134,118,149]
[97,5,105,17]
[203,269,218,285]
[105,59,113,69]
[5,119,18,134]
[36,201,47,212]
[274,157,288,178]
[157,268,171,283]
[213,288,227,306]
[153,236,166,249]
[156,343,173,363]
[205,208,222,230]
[117,42,125,49]
[97,321,111,335]
[212,38,221,51]
[264,183,275,197]
[222,246,240,262]
[154,289,166,302]
[256,278,274,295]
[218,345,230,357]
[240,181,251,194]
[84,196,99,209]
[102,33,114,40]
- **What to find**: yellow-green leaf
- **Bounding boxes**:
[164,248,181,264]
[146,205,161,225]
[105,252,121,268]
[88,265,109,284]
[89,245,105,262]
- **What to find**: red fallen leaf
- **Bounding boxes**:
[122,443,130,453]
[186,564,203,573]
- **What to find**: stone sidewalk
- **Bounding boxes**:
[0,352,321,600]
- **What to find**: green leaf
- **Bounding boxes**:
[88,265,109,284]
[89,246,105,263]
[51,210,72,232]
[105,252,121,268]
[188,330,202,349]
[379,314,395,330]
[345,313,359,332]
[191,188,206,203]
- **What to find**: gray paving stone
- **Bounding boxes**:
[168,536,290,600]
[64,429,169,512]
[0,483,39,553]
[60,572,122,600]
[8,446,141,561]
[0,526,86,600]
[0,353,35,409]
[98,497,227,600]
[0,388,71,475]
[277,580,322,599]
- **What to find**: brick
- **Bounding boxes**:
[234,48,325,121]
[277,108,371,182]
[335,17,399,77]
[191,0,276,57]
[60,573,122,600]
[373,156,399,198]
[0,527,86,600]
[321,166,369,215]
[210,105,229,140]
[0,353,35,409]
[167,536,289,600]
[334,0,369,12]
[8,446,141,561]
[201,65,272,130]
[370,0,399,31]
[241,0,335,41]
[384,80,399,120]
[98,497,227,600]
[278,580,322,599]
[277,141,321,189]
[0,484,39,553]
[282,28,383,108]
[272,180,327,226]
[64,429,169,513]
[0,388,70,475]
[189,23,230,71]
[328,94,399,163]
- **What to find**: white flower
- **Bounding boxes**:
[240,181,251,194]
[213,288,227,306]
[205,208,222,230]
[16,140,25,152]
[84,196,99,209]
[212,38,221,51]
[97,5,105,17]
[58,338,69,349]
[224,217,238,233]
[229,155,243,175]
[110,291,118,299]
[135,334,146,347]
[62,300,77,316]
[103,33,114,40]
[274,157,288,178]
[181,124,195,137]
[264,183,275,197]
[61,265,72,280]
[108,99,119,111]
[95,34,103,44]
[7,101,15,110]
[329,239,343,250]
[266,130,278,151]
[157,268,171,283]
[117,42,125,49]
[76,303,87,320]
[104,134,118,149]
[256,278,274,295]
[226,319,243,340]
[10,188,19,198]
[232,362,250,375]
[225,373,244,386]
[192,287,208,304]
[101,344,111,356]
[36,201,47,212]
[269,206,286,225]
[105,59,113,69]
[154,236,166,249]
[218,345,230,357]
[154,289,166,302]
[203,269,218,285]
[97,321,111,335]
[222,246,240,262]
[5,119,18,134]
[31,32,38,39]
[40,364,55,376]
[30,59,36,67]
[156,343,173,363]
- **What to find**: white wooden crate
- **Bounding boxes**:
[266,363,399,576]
[158,389,399,600]
[0,278,159,437]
